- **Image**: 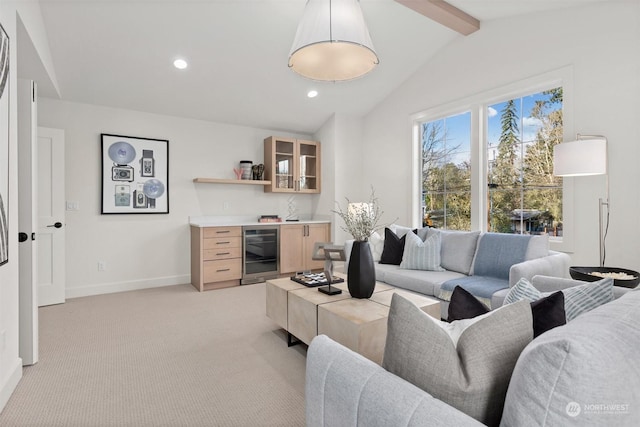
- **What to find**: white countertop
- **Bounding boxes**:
[189,215,331,227]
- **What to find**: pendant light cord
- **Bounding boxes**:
[329,0,333,42]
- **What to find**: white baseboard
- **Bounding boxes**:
[0,358,23,413]
[65,274,191,299]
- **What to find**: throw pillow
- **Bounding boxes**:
[383,294,532,426]
[399,231,444,271]
[368,231,384,262]
[379,228,406,265]
[448,286,566,338]
[389,224,413,238]
[428,229,480,275]
[504,277,614,321]
[529,291,566,338]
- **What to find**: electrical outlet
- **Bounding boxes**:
[66,201,80,211]
[98,261,106,271]
[223,201,229,210]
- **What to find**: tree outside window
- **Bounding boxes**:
[487,88,563,235]
[422,112,471,230]
[421,87,563,235]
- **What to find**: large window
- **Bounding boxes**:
[421,112,471,230]
[487,89,563,235]
[419,87,563,236]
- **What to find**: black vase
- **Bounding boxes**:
[347,241,376,298]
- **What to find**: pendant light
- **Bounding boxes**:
[288,0,379,82]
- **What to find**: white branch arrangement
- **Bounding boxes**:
[333,188,385,242]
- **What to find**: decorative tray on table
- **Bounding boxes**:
[290,272,345,287]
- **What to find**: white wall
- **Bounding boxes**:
[0,0,58,413]
[38,98,324,297]
[361,2,640,271]
[313,113,366,245]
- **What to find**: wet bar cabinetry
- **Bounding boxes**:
[279,223,329,274]
[264,136,321,193]
[190,226,242,291]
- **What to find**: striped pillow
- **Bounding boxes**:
[400,231,444,271]
[505,277,614,321]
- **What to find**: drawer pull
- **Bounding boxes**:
[216,241,230,245]
[216,230,230,234]
[216,268,231,272]
[216,252,230,256]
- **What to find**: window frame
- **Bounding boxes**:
[410,67,575,253]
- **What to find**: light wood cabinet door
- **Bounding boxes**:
[305,224,329,270]
[280,223,330,274]
[280,224,304,274]
[264,136,321,193]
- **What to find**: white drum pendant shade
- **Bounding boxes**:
[289,0,379,81]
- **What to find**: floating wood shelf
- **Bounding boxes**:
[193,178,272,186]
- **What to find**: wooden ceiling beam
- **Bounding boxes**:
[394,0,480,35]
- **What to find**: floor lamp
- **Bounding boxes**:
[553,134,608,267]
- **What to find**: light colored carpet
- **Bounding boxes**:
[0,283,307,426]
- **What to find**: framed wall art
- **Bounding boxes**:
[101,134,169,214]
[0,23,10,266]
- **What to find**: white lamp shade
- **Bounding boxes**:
[288,0,379,81]
[553,138,607,176]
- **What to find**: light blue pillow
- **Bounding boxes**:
[505,277,614,321]
[400,231,444,271]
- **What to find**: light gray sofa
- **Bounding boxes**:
[345,229,571,319]
[306,277,640,426]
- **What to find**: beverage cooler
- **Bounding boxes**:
[241,225,279,284]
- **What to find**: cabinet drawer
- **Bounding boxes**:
[203,236,242,250]
[203,259,242,282]
[203,246,242,261]
[203,227,242,238]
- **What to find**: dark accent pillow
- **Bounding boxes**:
[530,291,566,338]
[448,286,566,338]
[447,286,490,320]
[379,227,406,265]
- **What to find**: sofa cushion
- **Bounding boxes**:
[501,290,640,426]
[389,224,414,238]
[400,231,444,272]
[383,294,532,426]
[439,276,509,308]
[427,229,480,275]
[368,231,384,262]
[383,268,466,298]
[448,286,566,338]
[524,234,549,260]
[380,228,406,265]
[505,277,614,321]
[472,233,532,279]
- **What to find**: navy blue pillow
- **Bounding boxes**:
[448,285,566,338]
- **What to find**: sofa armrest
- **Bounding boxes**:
[306,335,484,427]
[509,251,571,287]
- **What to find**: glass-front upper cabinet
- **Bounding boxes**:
[264,136,321,193]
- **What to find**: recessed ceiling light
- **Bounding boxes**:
[307,90,318,98]
[173,59,188,70]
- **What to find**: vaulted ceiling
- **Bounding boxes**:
[30,0,603,134]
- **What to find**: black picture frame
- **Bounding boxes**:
[0,22,9,266]
[101,134,169,214]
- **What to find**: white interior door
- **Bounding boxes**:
[17,79,38,365]
[37,127,65,307]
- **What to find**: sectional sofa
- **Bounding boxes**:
[345,226,571,319]
[306,277,640,426]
